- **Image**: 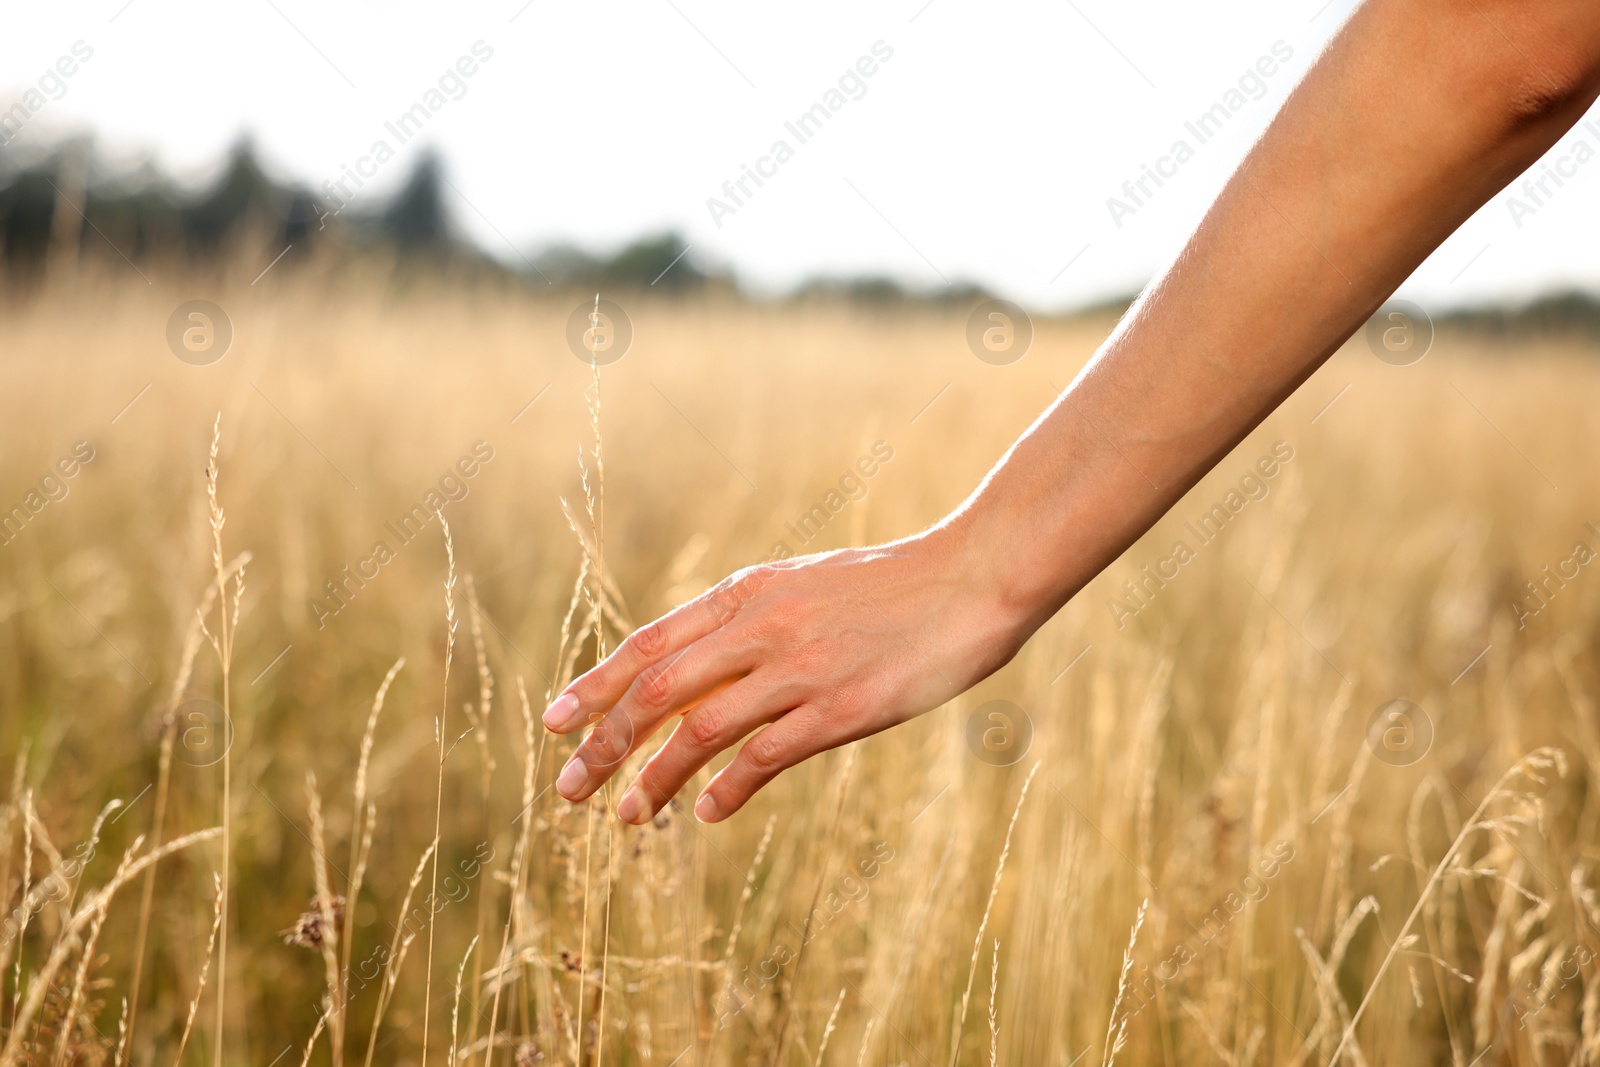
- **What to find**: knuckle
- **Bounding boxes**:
[741,564,780,597]
[707,565,775,623]
[586,712,632,764]
[578,735,610,767]
[742,730,789,773]
[684,706,727,750]
[751,595,802,641]
[632,620,668,660]
[636,660,676,711]
[585,740,620,770]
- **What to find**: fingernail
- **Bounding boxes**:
[616,786,647,824]
[556,757,586,799]
[694,792,721,823]
[543,693,580,730]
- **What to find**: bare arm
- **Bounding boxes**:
[547,0,1600,824]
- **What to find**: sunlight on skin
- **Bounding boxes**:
[545,0,1600,825]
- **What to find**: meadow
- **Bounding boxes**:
[2,268,1598,1066]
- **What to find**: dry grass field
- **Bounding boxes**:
[2,271,1600,1066]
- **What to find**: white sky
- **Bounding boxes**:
[5,0,1600,311]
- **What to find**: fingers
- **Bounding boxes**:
[612,676,796,824]
[693,706,835,823]
[543,567,775,732]
[553,637,753,803]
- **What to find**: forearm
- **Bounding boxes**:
[551,0,1600,825]
[943,0,1600,633]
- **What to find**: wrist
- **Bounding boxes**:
[918,505,1057,652]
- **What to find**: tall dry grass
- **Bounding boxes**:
[1,271,1599,1065]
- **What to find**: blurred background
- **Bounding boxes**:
[3,0,1599,308]
[5,2,1600,1066]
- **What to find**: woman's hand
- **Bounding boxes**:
[542,528,1027,824]
[544,0,1600,827]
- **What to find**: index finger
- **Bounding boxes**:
[542,565,776,731]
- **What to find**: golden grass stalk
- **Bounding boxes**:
[0,748,27,1028]
[362,838,439,1067]
[461,576,496,1067]
[451,935,480,1066]
[1328,748,1567,1064]
[298,1011,329,1067]
[421,512,460,1067]
[574,795,596,1067]
[715,814,776,1018]
[949,762,1040,1067]
[50,840,135,1067]
[1100,899,1147,1067]
[0,827,221,1067]
[556,499,631,637]
[816,987,846,1066]
[198,412,245,1067]
[341,654,405,1059]
[576,296,615,1067]
[480,676,543,1067]
[306,774,343,1063]
[171,874,225,1067]
[987,938,1000,1067]
[582,292,607,661]
[775,747,858,1062]
[854,1019,876,1067]
[123,564,238,1067]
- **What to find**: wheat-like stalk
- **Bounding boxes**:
[123,571,232,1067]
[170,874,225,1067]
[298,1011,329,1067]
[716,813,777,1017]
[775,747,858,1062]
[950,762,1040,1067]
[1329,748,1568,1064]
[201,412,245,1067]
[0,828,222,1067]
[306,774,343,1063]
[342,655,405,1051]
[421,513,460,1067]
[50,840,135,1067]
[816,987,846,1066]
[460,577,497,1067]
[362,839,439,1067]
[1100,898,1147,1067]
[988,938,1001,1067]
[450,935,480,1066]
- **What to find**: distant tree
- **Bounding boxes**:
[595,233,704,289]
[181,138,285,258]
[381,150,451,255]
[0,166,58,280]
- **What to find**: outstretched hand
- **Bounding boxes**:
[542,532,1023,823]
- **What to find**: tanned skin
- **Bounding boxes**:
[541,0,1600,825]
